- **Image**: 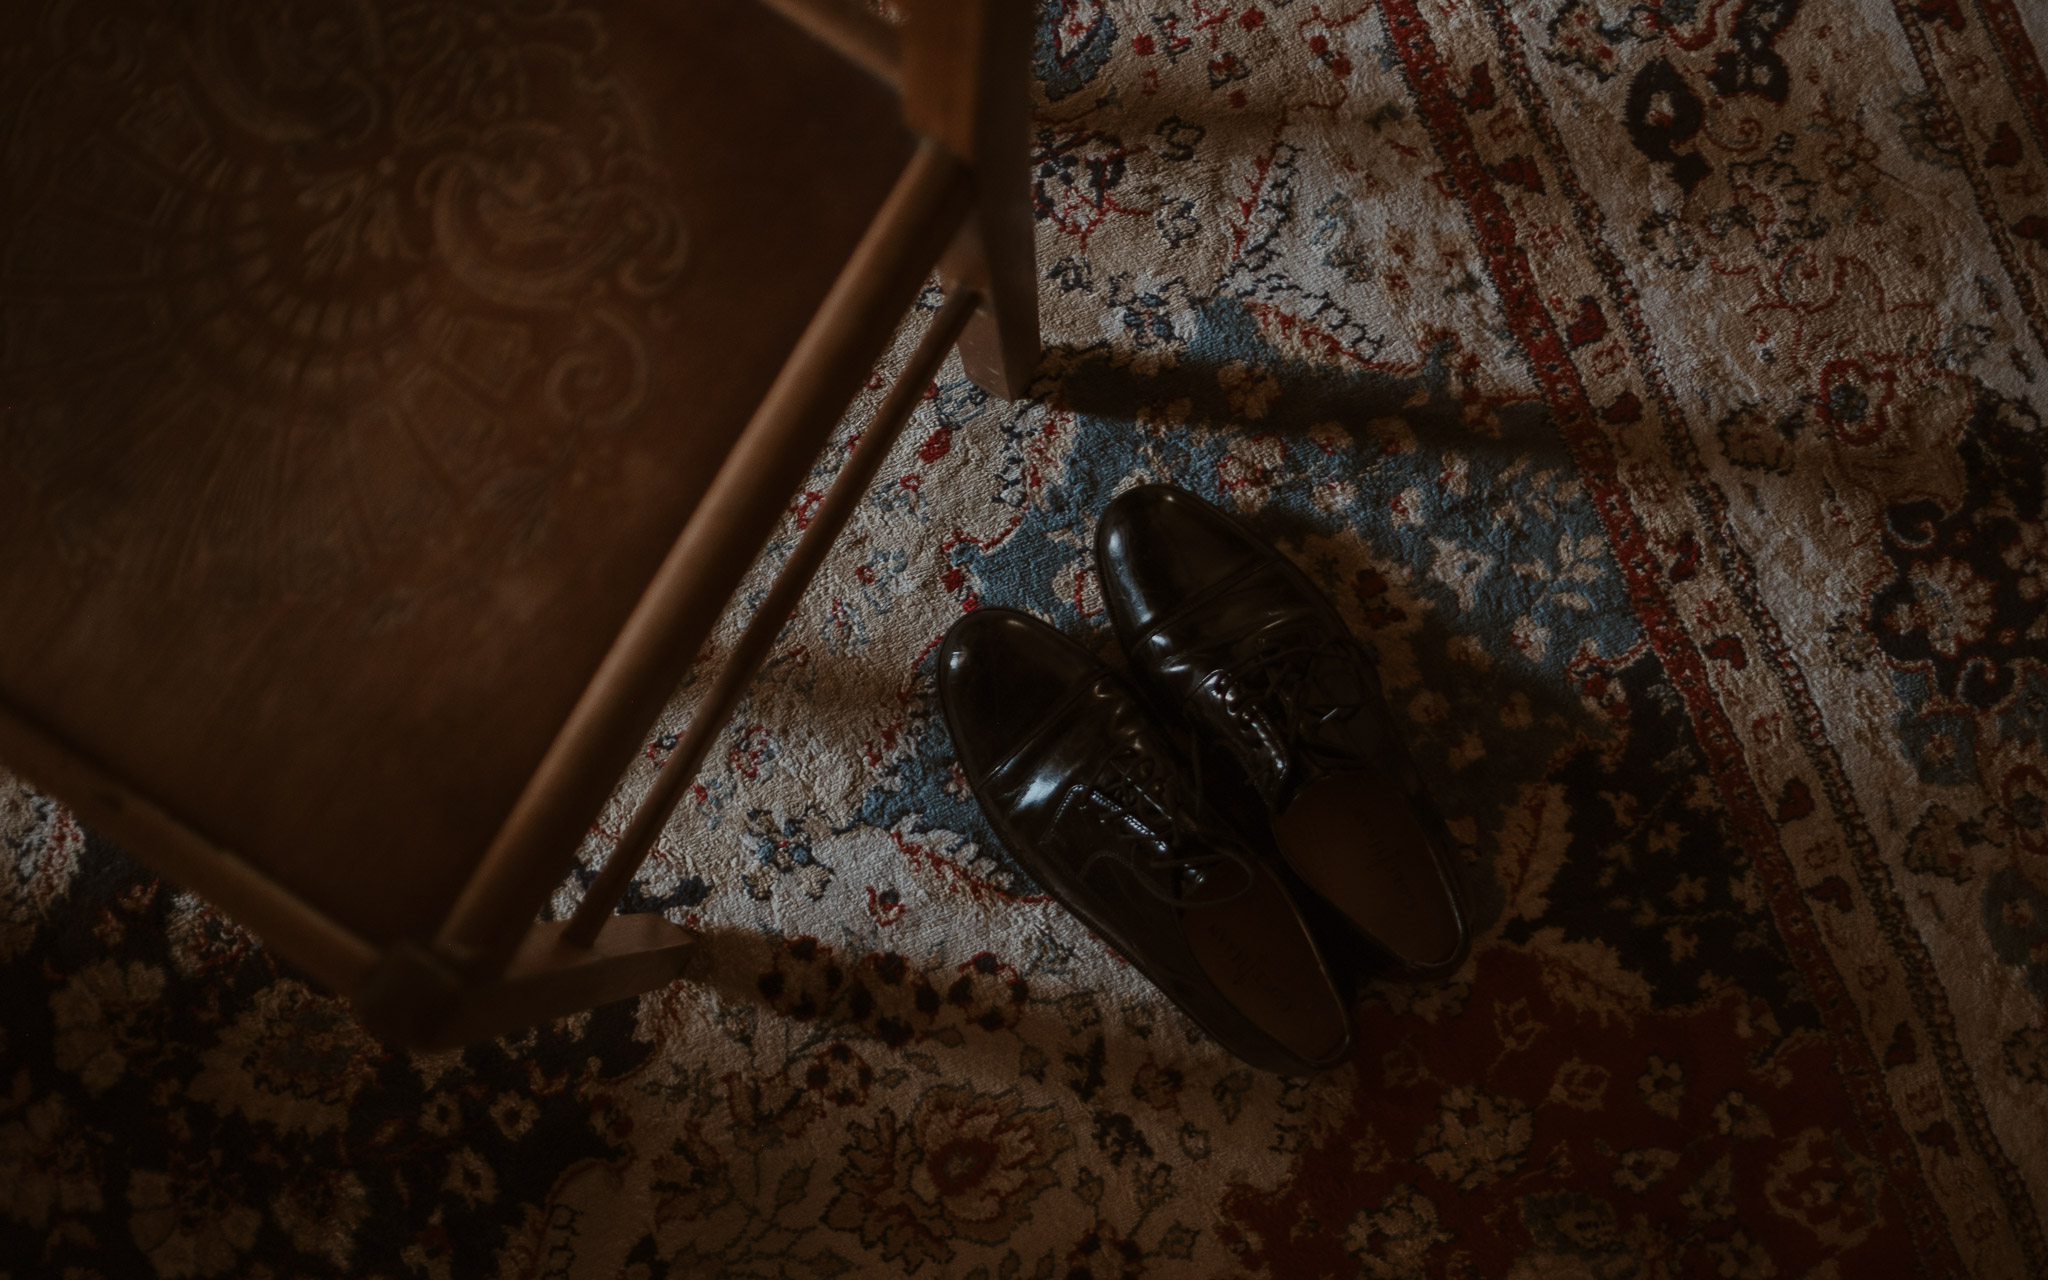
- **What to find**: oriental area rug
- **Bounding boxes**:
[5,0,2048,1277]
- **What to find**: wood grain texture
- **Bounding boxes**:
[905,0,1041,399]
[429,916,696,1050]
[0,0,912,946]
[438,140,973,978]
[0,700,380,993]
[758,0,903,91]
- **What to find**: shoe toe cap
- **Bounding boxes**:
[937,609,1102,774]
[1097,484,1267,635]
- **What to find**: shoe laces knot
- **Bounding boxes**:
[1074,741,1253,906]
[1202,622,1369,794]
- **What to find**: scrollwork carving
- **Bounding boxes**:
[422,121,686,311]
[545,305,645,431]
[0,0,692,605]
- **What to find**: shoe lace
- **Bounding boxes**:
[1070,739,1254,907]
[1201,622,1369,792]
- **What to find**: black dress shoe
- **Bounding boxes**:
[937,607,1352,1074]
[1095,485,1470,979]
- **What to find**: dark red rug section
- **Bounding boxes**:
[1223,945,1915,1277]
[1214,630,1947,1276]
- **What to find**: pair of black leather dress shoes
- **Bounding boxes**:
[937,485,1469,1075]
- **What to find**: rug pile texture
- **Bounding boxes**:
[5,0,2048,1276]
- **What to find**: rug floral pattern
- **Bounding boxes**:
[5,0,2047,1276]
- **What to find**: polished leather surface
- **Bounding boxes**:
[938,608,1350,1074]
[1096,485,1470,977]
